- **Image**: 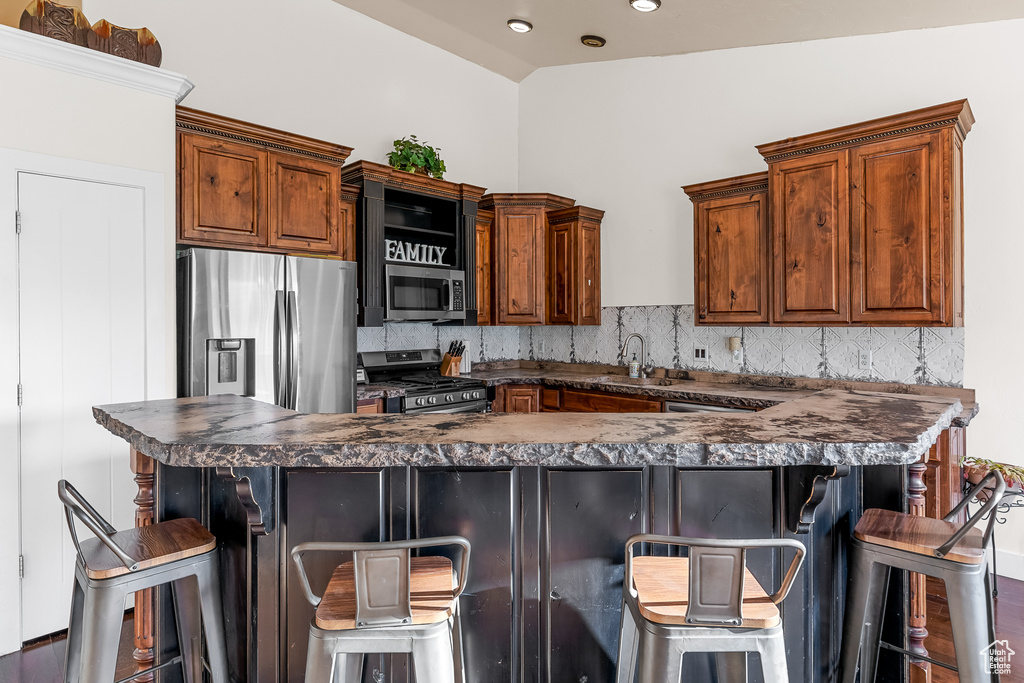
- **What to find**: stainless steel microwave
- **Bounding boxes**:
[385,263,466,322]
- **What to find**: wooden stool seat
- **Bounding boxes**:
[315,556,455,630]
[853,508,985,565]
[79,517,216,579]
[632,556,780,628]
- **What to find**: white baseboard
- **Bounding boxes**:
[995,548,1024,582]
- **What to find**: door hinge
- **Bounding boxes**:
[15,210,21,234]
[18,555,23,579]
[17,383,22,407]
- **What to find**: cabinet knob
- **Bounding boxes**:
[587,279,591,286]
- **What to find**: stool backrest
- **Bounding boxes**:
[625,534,806,627]
[57,480,139,572]
[291,536,471,629]
[939,470,1007,558]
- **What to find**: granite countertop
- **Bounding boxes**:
[93,389,961,470]
[356,384,404,400]
[466,365,978,427]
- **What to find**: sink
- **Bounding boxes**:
[581,375,686,387]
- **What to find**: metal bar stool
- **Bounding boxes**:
[839,471,1006,683]
[615,534,806,683]
[292,536,471,683]
[58,480,228,683]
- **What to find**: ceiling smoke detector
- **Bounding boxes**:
[580,35,607,48]
[629,0,662,11]
[507,19,533,33]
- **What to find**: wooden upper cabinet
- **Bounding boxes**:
[176,106,355,259]
[756,99,972,326]
[267,152,341,254]
[547,205,603,326]
[179,133,266,247]
[768,150,850,324]
[475,210,494,326]
[481,193,575,326]
[684,173,769,325]
[850,132,947,324]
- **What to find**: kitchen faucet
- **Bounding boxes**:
[620,332,655,378]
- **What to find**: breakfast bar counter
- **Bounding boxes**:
[93,389,963,683]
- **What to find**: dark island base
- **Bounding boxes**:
[151,464,910,683]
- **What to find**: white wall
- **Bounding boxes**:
[0,53,177,651]
[519,19,1024,562]
[84,0,519,194]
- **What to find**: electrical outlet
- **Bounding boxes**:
[693,346,708,363]
[537,338,546,354]
[858,349,872,371]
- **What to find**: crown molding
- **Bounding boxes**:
[0,24,193,103]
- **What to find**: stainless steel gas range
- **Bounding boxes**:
[358,349,488,414]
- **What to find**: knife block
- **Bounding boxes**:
[440,353,461,377]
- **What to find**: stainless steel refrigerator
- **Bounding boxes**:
[177,248,357,413]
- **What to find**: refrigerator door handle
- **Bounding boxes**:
[287,290,299,410]
[275,290,288,408]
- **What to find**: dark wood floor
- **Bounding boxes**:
[2,578,1021,682]
[0,612,136,683]
[925,575,1024,682]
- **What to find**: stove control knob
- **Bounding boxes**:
[445,394,455,403]
[416,398,426,406]
[427,396,438,405]
[461,392,471,400]
[472,391,481,400]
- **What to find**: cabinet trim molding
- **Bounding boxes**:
[756,99,973,162]
[177,106,354,164]
[682,171,769,201]
[338,160,486,202]
[0,24,194,102]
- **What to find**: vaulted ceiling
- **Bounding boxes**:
[332,0,1024,81]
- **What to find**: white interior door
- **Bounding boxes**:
[17,172,147,640]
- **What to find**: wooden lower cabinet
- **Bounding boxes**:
[356,398,383,414]
[493,384,542,413]
[558,388,663,413]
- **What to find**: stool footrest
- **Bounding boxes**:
[878,642,957,672]
[113,654,183,683]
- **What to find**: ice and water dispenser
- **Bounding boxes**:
[206,338,256,396]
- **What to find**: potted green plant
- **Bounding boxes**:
[386,135,447,179]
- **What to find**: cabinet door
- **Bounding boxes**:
[547,220,575,325]
[579,217,601,325]
[267,152,340,254]
[495,385,541,413]
[496,208,546,325]
[476,211,494,325]
[356,398,383,413]
[850,132,945,324]
[770,150,849,324]
[560,388,663,413]
[179,132,267,247]
[695,191,768,324]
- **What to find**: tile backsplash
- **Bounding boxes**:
[358,305,964,387]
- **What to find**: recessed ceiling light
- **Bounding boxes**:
[580,35,606,48]
[629,0,661,11]
[507,19,533,33]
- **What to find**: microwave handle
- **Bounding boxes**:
[443,279,452,311]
